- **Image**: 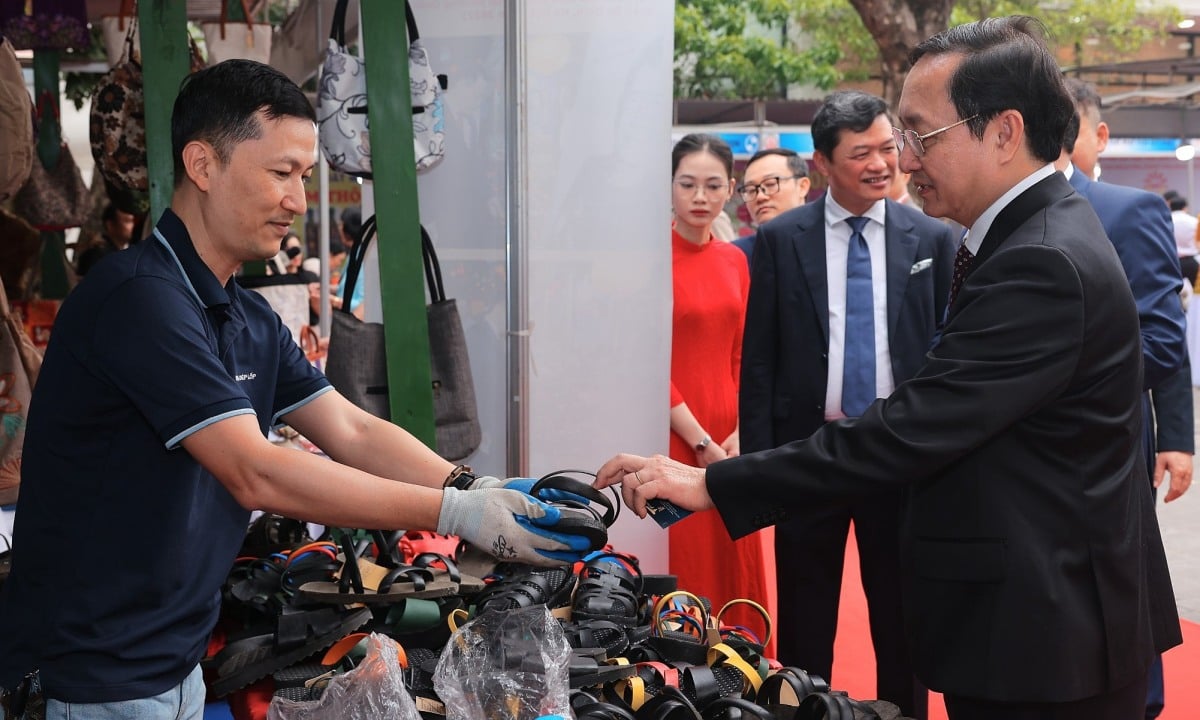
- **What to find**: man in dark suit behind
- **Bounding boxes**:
[1060,78,1193,720]
[598,16,1182,719]
[739,91,956,718]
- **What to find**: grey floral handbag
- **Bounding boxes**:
[317,0,445,178]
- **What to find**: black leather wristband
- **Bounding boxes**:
[443,464,478,490]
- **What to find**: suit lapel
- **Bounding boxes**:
[791,197,830,345]
[971,173,1075,279]
[883,200,919,340]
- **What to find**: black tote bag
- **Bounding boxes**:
[324,216,481,460]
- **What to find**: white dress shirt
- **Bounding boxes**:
[824,194,894,420]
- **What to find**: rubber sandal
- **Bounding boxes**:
[411,551,487,594]
[636,685,703,720]
[569,651,638,689]
[702,696,775,720]
[756,668,829,719]
[573,551,644,626]
[529,469,621,551]
[572,688,639,720]
[474,562,577,614]
[298,531,459,604]
[645,591,711,666]
[205,606,372,697]
[561,618,634,657]
[794,692,883,720]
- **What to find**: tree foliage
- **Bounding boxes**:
[676,0,1181,107]
[674,0,841,99]
[789,0,1179,105]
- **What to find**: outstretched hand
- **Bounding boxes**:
[594,453,714,518]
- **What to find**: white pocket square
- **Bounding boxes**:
[910,258,932,274]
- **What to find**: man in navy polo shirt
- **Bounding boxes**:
[0,60,585,720]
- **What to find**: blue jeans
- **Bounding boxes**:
[44,665,204,720]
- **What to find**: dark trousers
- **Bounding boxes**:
[944,674,1149,720]
[774,488,926,719]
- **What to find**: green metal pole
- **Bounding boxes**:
[138,0,190,222]
[360,0,436,445]
[31,50,68,299]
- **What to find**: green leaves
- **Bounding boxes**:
[674,0,843,99]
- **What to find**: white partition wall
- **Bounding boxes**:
[414,1,675,572]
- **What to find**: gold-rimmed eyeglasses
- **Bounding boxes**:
[892,115,980,157]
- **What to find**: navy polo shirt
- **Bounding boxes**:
[0,210,331,702]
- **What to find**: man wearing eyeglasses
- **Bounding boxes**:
[598,16,1180,719]
[738,90,956,719]
[731,148,811,263]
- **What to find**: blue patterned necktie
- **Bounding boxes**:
[842,216,874,417]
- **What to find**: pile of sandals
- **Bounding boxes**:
[201,472,912,720]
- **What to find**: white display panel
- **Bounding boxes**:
[414,0,675,571]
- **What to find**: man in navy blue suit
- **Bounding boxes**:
[738,91,957,718]
[1062,77,1192,720]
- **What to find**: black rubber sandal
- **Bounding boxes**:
[473,562,577,614]
[205,606,372,697]
[573,551,644,626]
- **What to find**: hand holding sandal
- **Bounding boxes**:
[438,486,593,565]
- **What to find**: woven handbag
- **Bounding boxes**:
[324,217,480,461]
[12,140,90,231]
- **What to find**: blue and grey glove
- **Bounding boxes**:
[437,486,591,566]
[465,475,590,506]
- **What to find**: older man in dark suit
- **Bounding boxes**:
[739,91,956,718]
[597,16,1181,720]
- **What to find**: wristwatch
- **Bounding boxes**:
[694,434,712,452]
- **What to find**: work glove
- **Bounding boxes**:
[464,475,590,506]
[437,486,592,566]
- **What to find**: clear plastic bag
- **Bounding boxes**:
[267,633,420,720]
[433,605,572,720]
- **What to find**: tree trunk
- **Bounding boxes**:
[848,0,954,110]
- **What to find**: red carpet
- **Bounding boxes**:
[832,525,1200,719]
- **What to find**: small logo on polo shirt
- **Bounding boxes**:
[235,372,257,382]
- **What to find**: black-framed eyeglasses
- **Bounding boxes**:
[737,174,803,203]
[892,115,980,157]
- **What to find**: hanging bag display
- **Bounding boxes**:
[98,0,138,67]
[13,93,90,231]
[324,214,389,418]
[324,217,481,461]
[89,13,149,215]
[421,225,480,461]
[201,0,272,65]
[0,271,43,508]
[90,17,204,215]
[317,0,446,178]
[0,34,32,202]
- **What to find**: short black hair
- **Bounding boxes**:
[340,207,363,243]
[1062,111,1080,154]
[911,16,1073,164]
[101,203,120,224]
[811,91,889,160]
[745,147,808,178]
[671,134,734,179]
[1064,77,1104,128]
[171,60,316,186]
[1167,193,1188,211]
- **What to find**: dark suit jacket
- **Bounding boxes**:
[710,174,1181,702]
[740,196,957,452]
[1067,169,1185,390]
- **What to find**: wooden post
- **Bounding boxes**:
[138,0,191,222]
[31,50,68,299]
[360,0,436,446]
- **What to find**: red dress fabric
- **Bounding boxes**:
[668,228,777,658]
